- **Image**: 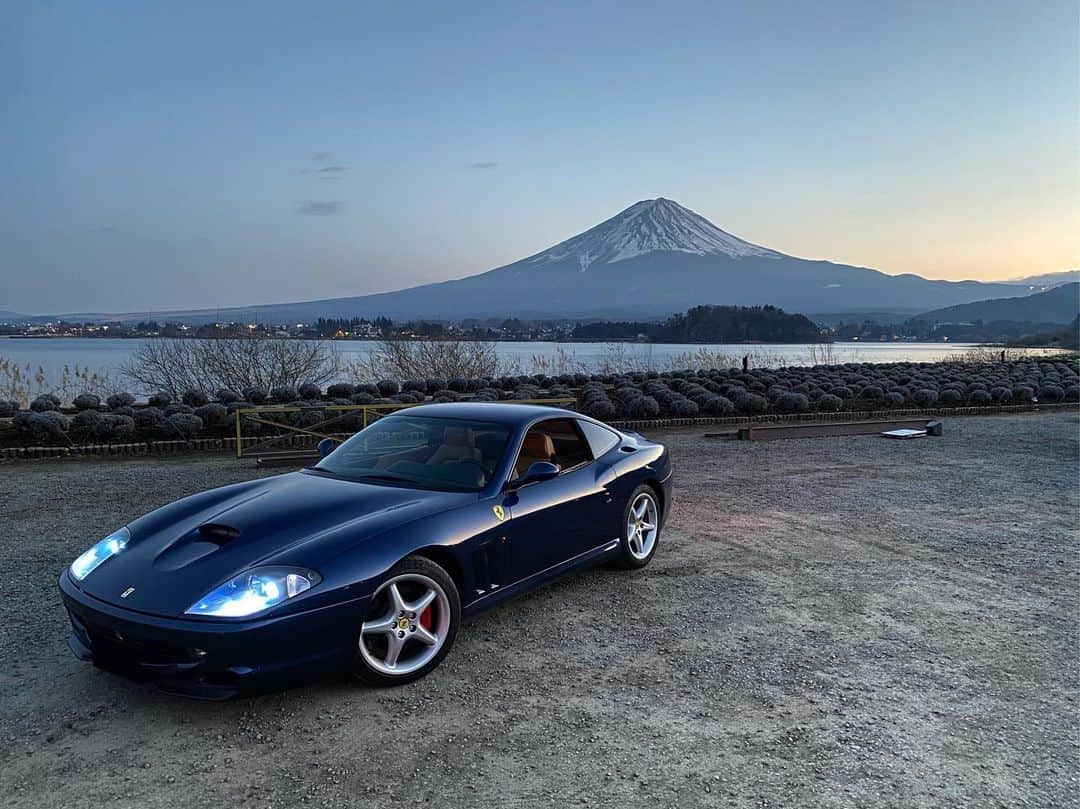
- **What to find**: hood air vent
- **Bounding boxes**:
[198,523,241,545]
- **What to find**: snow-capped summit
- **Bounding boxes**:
[526,197,783,270]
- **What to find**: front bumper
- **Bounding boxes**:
[59,572,369,699]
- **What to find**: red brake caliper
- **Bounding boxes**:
[419,604,434,630]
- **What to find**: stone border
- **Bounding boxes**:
[1,402,1076,460]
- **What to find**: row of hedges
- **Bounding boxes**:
[575,359,1079,419]
[2,359,1077,447]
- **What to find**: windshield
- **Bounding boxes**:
[314,415,512,492]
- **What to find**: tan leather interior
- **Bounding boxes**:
[428,427,481,465]
[515,432,556,476]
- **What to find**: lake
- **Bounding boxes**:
[0,337,1068,398]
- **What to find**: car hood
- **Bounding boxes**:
[72,470,470,617]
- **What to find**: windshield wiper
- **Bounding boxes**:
[353,471,421,484]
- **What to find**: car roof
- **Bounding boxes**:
[384,402,584,426]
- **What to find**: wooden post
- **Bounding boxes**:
[234,409,243,458]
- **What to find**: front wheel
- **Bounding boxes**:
[617,485,661,569]
[353,556,460,686]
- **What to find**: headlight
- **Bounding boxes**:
[185,567,321,618]
[70,528,130,581]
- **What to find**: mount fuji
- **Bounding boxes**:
[51,198,1022,324]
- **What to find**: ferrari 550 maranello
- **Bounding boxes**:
[60,403,672,697]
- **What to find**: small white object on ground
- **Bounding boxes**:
[881,428,927,439]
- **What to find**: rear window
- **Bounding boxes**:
[577,420,621,458]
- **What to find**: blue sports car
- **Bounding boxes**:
[60,403,672,697]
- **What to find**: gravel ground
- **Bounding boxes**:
[1,411,1077,808]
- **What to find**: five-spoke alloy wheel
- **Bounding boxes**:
[618,485,662,568]
[354,557,460,686]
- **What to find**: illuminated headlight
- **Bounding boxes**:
[185,567,321,618]
[70,528,130,581]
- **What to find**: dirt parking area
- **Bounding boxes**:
[1,412,1077,808]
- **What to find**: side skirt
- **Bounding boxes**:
[461,539,620,618]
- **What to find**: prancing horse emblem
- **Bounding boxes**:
[492,505,506,521]
[120,587,135,599]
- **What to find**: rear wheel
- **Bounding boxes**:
[617,485,661,569]
[353,556,460,686]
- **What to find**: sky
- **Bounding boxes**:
[2,0,1077,315]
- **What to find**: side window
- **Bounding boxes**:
[515,419,592,476]
[577,420,620,458]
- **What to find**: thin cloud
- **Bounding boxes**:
[312,152,333,162]
[298,201,343,216]
[302,163,348,179]
[467,161,498,169]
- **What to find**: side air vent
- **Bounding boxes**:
[198,523,240,544]
[620,445,637,453]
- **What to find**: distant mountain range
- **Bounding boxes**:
[3,198,1071,325]
[1004,270,1079,290]
[916,282,1079,326]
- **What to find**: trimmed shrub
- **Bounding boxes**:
[148,391,172,408]
[71,409,102,436]
[913,389,938,407]
[30,395,61,412]
[1012,385,1034,402]
[938,389,963,406]
[111,405,136,418]
[349,392,376,405]
[775,392,810,413]
[215,388,241,403]
[194,403,230,428]
[859,385,885,402]
[884,391,906,407]
[0,400,19,418]
[1064,385,1080,402]
[969,389,992,405]
[270,386,299,403]
[373,379,398,397]
[290,408,326,428]
[669,398,700,417]
[107,391,136,409]
[242,387,269,404]
[990,386,1012,403]
[164,403,194,416]
[298,383,322,400]
[18,411,71,442]
[161,413,204,440]
[1038,384,1064,403]
[583,397,617,419]
[430,390,459,403]
[92,414,135,442]
[134,407,165,432]
[734,393,768,414]
[627,395,661,418]
[327,382,356,399]
[816,393,844,412]
[447,377,469,393]
[181,389,210,407]
[73,393,102,411]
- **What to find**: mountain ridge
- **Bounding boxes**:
[916,283,1079,325]
[6,198,1053,324]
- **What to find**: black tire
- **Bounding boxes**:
[352,556,461,687]
[617,484,662,569]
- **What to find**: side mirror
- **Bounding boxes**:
[316,438,337,458]
[509,460,560,489]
